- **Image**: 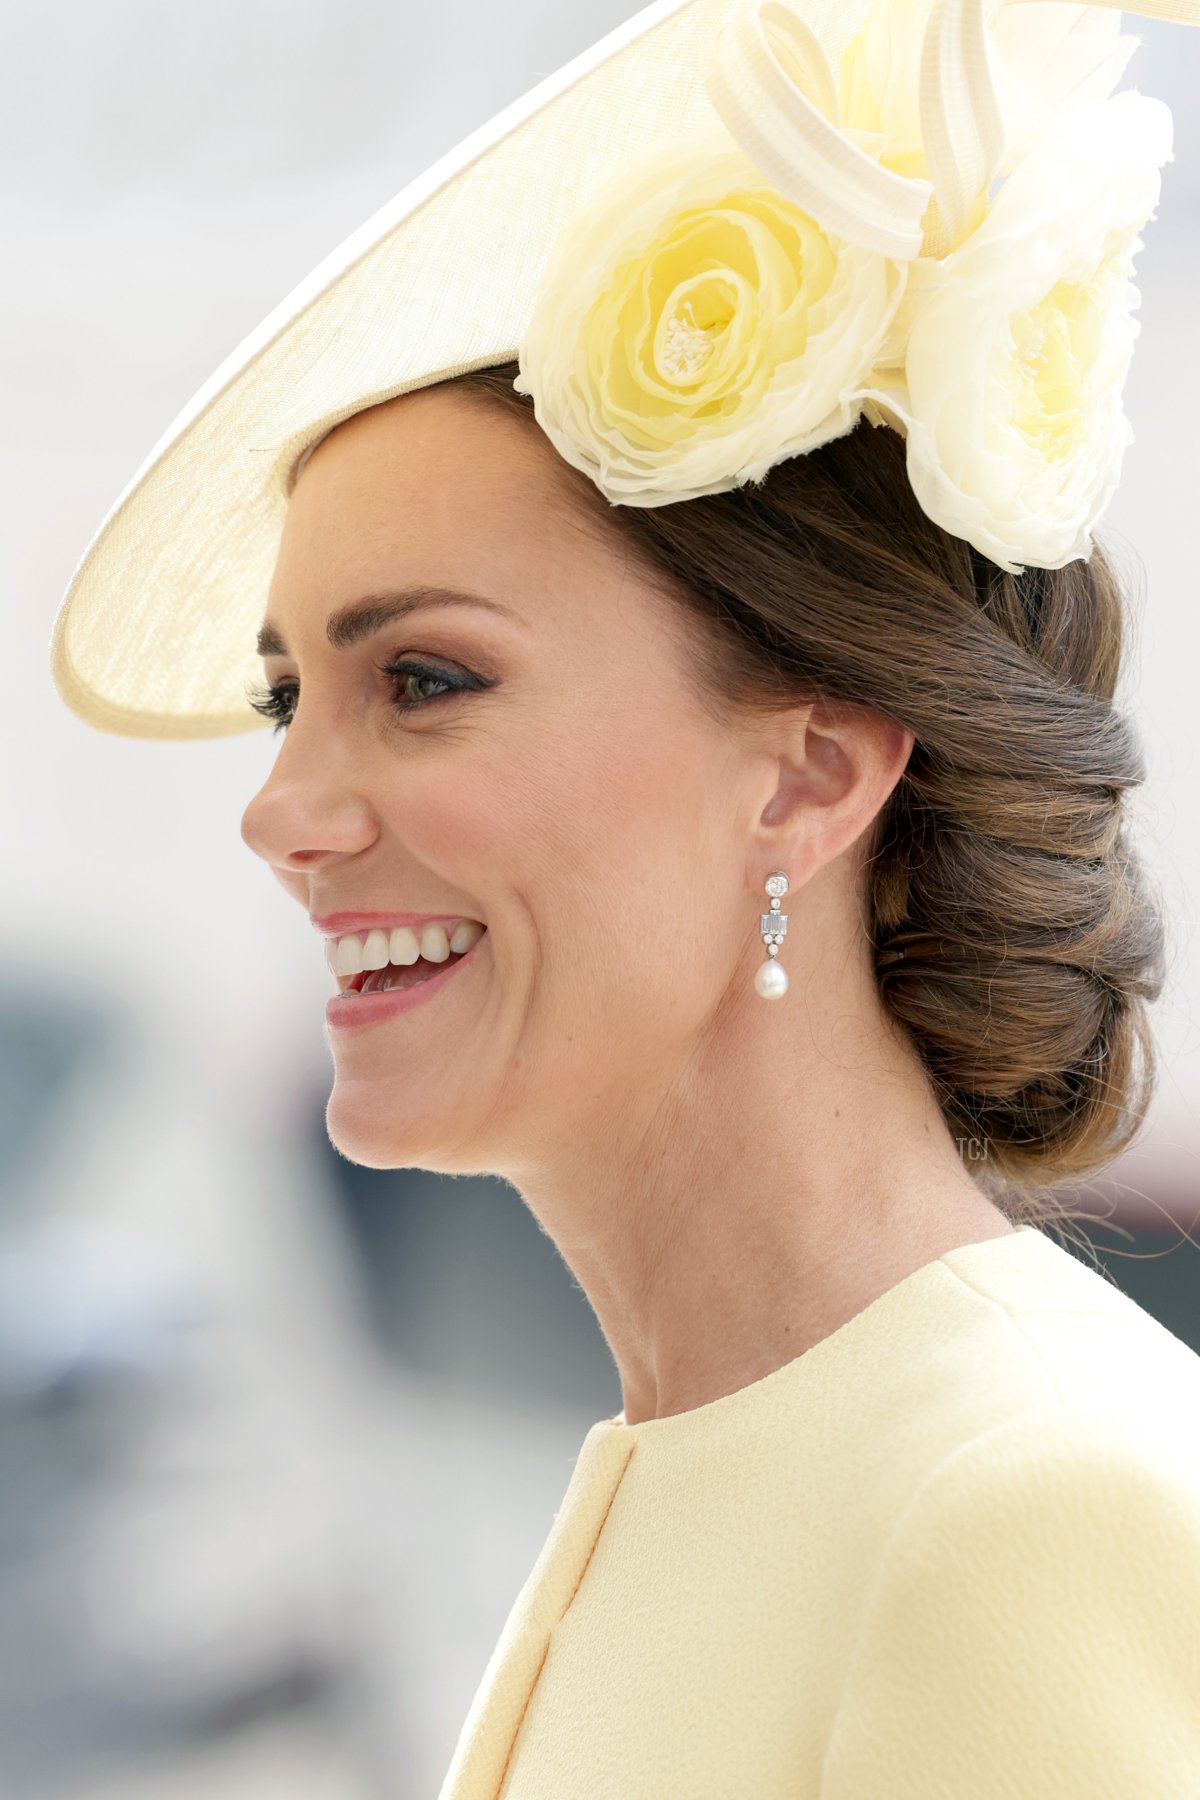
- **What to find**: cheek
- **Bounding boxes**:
[382,691,732,996]
[509,704,730,973]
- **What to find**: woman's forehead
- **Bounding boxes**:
[273,389,631,621]
[287,386,599,547]
[266,401,647,657]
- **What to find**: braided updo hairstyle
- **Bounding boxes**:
[445,360,1168,1235]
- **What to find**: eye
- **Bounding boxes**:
[245,658,483,735]
[245,680,299,732]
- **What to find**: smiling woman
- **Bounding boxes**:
[48,0,1200,1793]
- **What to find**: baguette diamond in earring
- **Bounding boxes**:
[755,871,789,1000]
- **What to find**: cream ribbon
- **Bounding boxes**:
[701,0,1199,262]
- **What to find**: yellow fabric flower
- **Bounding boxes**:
[514,122,907,507]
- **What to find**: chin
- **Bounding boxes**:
[324,1084,422,1170]
[324,1081,497,1177]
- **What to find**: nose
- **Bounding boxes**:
[240,726,379,874]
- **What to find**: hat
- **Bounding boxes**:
[49,0,1197,741]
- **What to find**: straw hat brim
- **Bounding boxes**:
[48,0,879,740]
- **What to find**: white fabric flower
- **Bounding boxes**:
[849,90,1174,572]
[514,122,908,507]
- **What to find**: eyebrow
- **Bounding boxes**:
[255,585,526,659]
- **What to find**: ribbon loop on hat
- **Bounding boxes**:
[919,0,1006,259]
[702,0,935,261]
[703,0,1200,268]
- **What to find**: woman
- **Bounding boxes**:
[50,0,1200,1793]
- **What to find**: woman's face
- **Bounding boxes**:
[240,386,774,1175]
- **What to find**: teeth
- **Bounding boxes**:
[325,918,486,985]
[335,936,364,977]
[362,928,391,971]
[419,923,451,963]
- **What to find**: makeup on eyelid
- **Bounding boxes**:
[246,649,498,733]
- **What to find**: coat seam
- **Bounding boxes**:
[492,1435,637,1798]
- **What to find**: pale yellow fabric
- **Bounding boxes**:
[437,1222,1200,1799]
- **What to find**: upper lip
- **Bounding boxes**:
[311,909,482,938]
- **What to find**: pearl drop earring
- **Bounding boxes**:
[755,871,789,1000]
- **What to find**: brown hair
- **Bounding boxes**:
[442,360,1168,1240]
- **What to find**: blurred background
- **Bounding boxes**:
[4,0,1200,1794]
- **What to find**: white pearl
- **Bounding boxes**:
[755,958,788,1000]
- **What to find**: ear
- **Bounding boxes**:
[749,697,914,886]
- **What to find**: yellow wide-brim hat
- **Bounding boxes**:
[49,0,1198,740]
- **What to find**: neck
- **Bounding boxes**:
[507,953,1013,1428]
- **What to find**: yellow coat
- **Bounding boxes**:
[438,1223,1200,1798]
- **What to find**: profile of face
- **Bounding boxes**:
[239,387,888,1180]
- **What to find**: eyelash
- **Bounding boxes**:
[246,658,474,734]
